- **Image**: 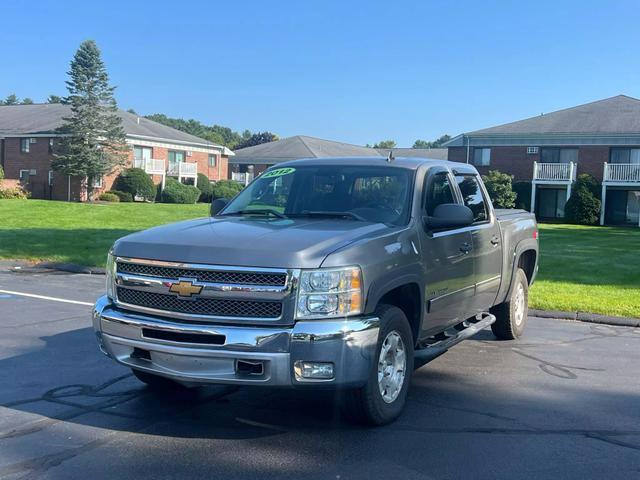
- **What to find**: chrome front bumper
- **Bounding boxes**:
[92,295,380,388]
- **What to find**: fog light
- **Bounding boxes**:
[294,361,334,380]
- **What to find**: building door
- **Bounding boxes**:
[536,187,567,219]
[606,189,640,225]
[133,146,152,169]
[168,150,185,172]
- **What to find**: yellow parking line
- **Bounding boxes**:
[0,289,93,307]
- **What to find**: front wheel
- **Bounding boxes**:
[341,304,414,425]
[490,268,529,340]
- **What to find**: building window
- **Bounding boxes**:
[133,146,153,169]
[19,169,31,183]
[455,174,488,223]
[20,138,30,153]
[92,176,103,188]
[541,148,578,164]
[48,170,54,186]
[208,154,217,167]
[610,148,640,164]
[473,148,491,166]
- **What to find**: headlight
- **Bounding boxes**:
[105,251,116,299]
[296,266,362,319]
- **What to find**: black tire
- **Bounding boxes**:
[131,368,184,390]
[341,304,414,426]
[491,268,529,340]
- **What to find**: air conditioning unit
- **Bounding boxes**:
[186,151,192,157]
[527,147,539,154]
[29,138,37,144]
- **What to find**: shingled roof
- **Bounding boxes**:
[232,136,448,165]
[0,103,233,154]
[469,95,640,136]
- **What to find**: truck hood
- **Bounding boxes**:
[112,216,393,269]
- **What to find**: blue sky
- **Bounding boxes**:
[2,0,640,146]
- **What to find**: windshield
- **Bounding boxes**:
[220,165,414,225]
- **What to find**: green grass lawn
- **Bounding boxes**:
[530,223,640,318]
[0,199,209,267]
[1,199,639,317]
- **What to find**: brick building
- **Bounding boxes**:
[0,103,234,201]
[445,95,640,226]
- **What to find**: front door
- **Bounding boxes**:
[419,168,475,336]
[454,173,502,315]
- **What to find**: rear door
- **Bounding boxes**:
[453,173,502,315]
[419,168,475,336]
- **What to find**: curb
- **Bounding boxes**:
[530,309,640,328]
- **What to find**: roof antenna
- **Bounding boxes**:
[386,150,395,162]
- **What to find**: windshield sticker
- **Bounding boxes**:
[262,167,296,178]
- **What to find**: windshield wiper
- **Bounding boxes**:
[221,209,288,219]
[296,210,367,221]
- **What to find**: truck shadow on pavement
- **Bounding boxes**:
[2,324,640,442]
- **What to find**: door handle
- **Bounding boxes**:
[490,235,500,246]
[460,242,472,254]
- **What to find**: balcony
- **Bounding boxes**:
[532,162,576,182]
[603,163,640,183]
[167,161,198,181]
[143,158,165,175]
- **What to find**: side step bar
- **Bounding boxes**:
[414,312,496,364]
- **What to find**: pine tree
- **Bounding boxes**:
[52,40,128,200]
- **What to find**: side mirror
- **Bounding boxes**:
[423,203,474,230]
[211,198,228,216]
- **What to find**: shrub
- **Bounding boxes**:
[513,181,532,210]
[113,168,155,201]
[107,190,133,202]
[212,179,244,200]
[0,165,4,182]
[482,170,517,208]
[197,173,213,202]
[0,185,30,199]
[98,192,120,202]
[565,187,601,225]
[574,173,600,199]
[161,178,201,204]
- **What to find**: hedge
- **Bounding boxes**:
[114,168,156,201]
[107,190,133,202]
[197,173,213,202]
[161,178,201,204]
[98,192,120,202]
[212,179,244,200]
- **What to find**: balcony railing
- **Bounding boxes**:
[167,161,198,179]
[231,172,254,185]
[143,158,165,175]
[533,162,576,182]
[603,162,640,183]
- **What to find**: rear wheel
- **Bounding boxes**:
[342,304,414,425]
[131,369,184,390]
[491,268,529,340]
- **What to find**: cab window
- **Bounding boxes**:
[425,172,456,216]
[454,174,488,223]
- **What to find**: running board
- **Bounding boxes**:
[414,312,496,364]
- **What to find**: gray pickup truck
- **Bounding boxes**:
[93,157,538,424]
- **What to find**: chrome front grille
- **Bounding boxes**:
[117,262,287,286]
[113,258,293,322]
[116,287,283,319]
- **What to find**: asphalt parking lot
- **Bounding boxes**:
[1,268,639,480]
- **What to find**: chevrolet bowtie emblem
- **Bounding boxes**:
[169,280,203,297]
